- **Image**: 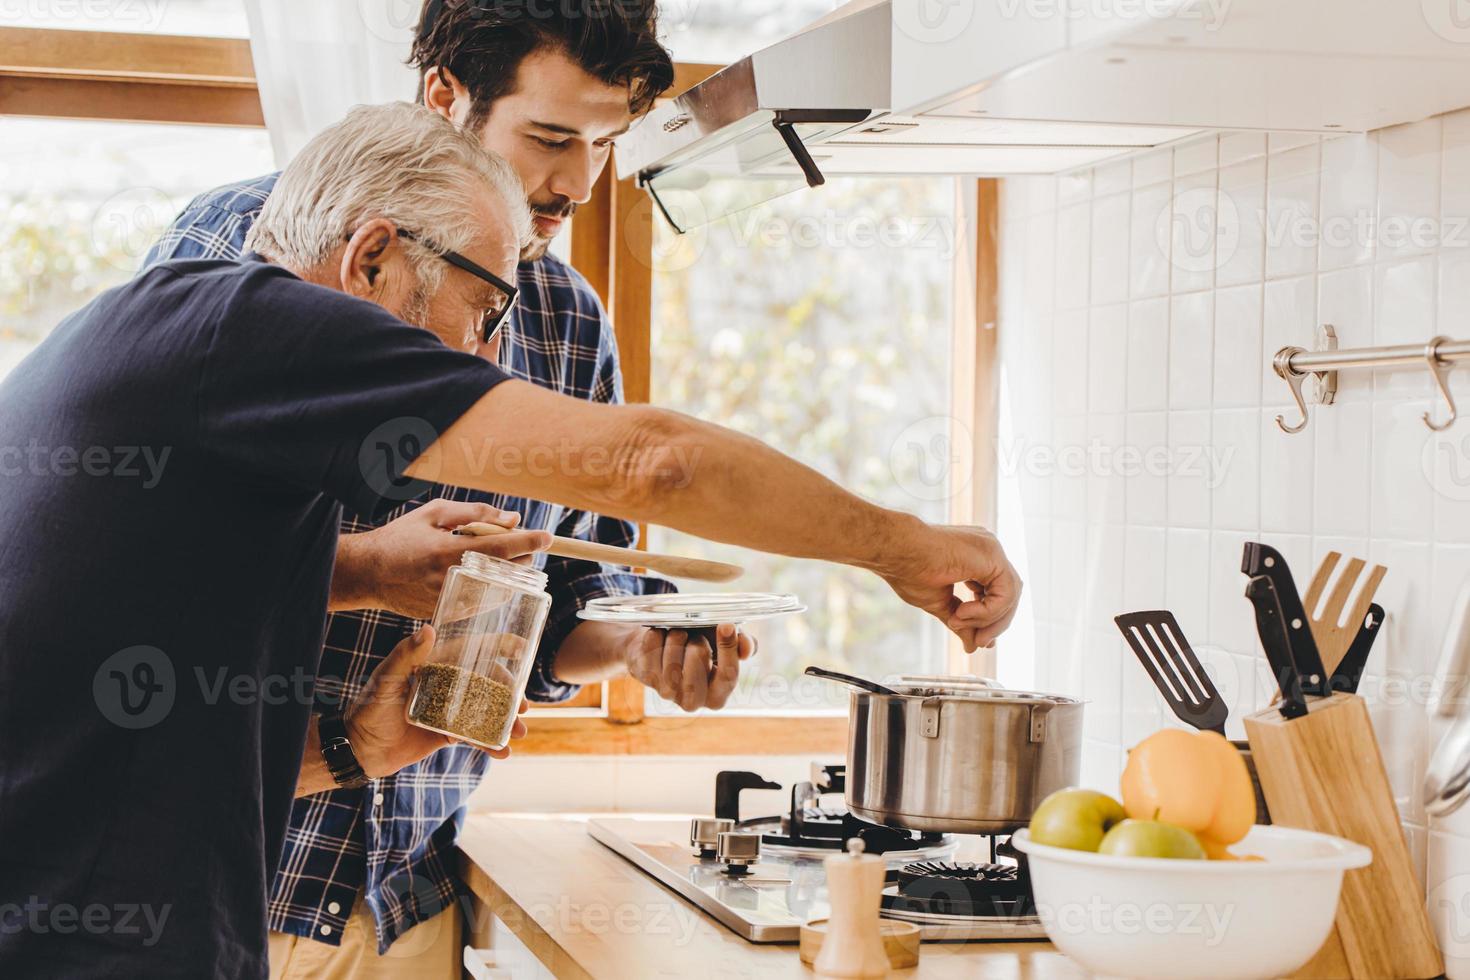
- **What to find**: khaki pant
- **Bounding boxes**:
[268,897,461,980]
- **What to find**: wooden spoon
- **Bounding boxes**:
[453,521,743,584]
[1303,551,1387,675]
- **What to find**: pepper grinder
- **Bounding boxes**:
[813,838,889,979]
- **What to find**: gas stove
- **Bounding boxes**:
[586,766,1047,943]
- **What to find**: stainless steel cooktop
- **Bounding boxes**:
[587,816,1046,943]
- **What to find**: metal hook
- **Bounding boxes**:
[1273,346,1311,434]
[1424,335,1459,431]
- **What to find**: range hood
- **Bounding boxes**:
[618,0,1470,232]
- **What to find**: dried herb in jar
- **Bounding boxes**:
[408,663,514,747]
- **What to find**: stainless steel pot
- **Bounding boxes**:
[840,674,1084,834]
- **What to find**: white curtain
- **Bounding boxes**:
[244,0,423,167]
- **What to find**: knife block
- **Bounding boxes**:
[1244,693,1442,979]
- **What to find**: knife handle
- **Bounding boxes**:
[1328,604,1383,696]
[1242,542,1328,695]
[1246,575,1309,719]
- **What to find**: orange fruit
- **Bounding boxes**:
[1121,729,1257,846]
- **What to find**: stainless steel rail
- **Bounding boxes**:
[1273,329,1464,434]
[1286,339,1470,373]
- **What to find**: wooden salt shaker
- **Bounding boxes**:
[813,838,890,979]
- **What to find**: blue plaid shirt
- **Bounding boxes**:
[143,173,673,953]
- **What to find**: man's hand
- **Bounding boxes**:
[627,624,755,712]
[333,499,552,619]
[880,524,1023,653]
[347,625,530,777]
[295,625,530,797]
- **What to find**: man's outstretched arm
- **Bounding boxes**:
[407,380,1021,651]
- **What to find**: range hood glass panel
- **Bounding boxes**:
[642,121,851,233]
[645,172,810,235]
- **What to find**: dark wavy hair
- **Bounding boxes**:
[412,0,675,129]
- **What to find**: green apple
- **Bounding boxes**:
[1098,819,1207,859]
[1027,788,1127,852]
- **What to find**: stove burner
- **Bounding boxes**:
[897,862,1026,904]
[777,805,846,838]
[747,811,947,856]
[715,769,947,856]
[884,854,1036,919]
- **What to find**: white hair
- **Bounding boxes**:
[246,102,531,288]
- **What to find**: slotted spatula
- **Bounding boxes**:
[1114,610,1228,734]
[1303,551,1387,676]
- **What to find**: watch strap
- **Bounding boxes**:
[318,713,370,790]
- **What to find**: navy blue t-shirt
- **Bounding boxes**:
[0,256,509,979]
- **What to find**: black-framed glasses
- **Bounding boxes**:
[398,228,518,345]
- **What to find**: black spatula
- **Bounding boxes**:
[1114,610,1228,734]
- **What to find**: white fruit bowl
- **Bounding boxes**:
[1012,825,1371,980]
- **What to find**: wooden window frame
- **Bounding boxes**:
[0,27,264,125]
[2,29,1000,755]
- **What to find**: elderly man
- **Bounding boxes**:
[143,6,751,972]
[0,103,1019,979]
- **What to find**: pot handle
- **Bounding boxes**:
[1029,704,1047,743]
[920,698,942,738]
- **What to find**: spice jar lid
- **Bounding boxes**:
[460,552,549,592]
[577,592,805,627]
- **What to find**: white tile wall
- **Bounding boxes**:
[999,117,1470,971]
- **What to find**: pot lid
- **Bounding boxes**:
[577,592,805,628]
[887,674,1081,705]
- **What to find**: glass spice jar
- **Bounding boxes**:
[406,553,550,750]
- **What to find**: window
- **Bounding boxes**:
[647,176,962,712]
[0,117,275,378]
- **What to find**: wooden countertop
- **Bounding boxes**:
[458,813,1088,979]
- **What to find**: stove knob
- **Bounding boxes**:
[689,817,734,856]
[716,831,762,875]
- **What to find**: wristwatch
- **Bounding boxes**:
[318,713,370,790]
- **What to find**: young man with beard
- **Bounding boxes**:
[144,3,753,975]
